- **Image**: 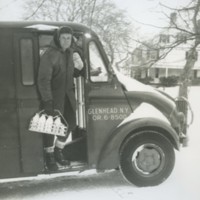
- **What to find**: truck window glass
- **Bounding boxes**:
[39,35,53,56]
[89,41,108,82]
[20,38,34,85]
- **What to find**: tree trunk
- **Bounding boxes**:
[179,49,197,98]
[178,50,196,134]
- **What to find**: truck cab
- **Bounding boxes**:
[0,21,188,187]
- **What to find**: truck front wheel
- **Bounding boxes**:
[119,130,175,187]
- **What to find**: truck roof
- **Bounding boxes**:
[0,21,96,35]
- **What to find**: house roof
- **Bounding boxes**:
[152,46,200,70]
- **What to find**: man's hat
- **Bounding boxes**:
[58,26,73,36]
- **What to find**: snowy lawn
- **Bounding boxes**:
[155,86,200,200]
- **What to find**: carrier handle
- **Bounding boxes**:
[54,109,69,127]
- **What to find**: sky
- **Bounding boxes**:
[0,0,23,20]
[115,0,191,34]
[0,0,192,34]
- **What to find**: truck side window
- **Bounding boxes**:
[20,38,34,85]
[89,41,109,82]
[39,35,53,56]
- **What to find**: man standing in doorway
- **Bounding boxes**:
[38,26,81,171]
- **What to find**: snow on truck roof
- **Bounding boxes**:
[0,21,95,35]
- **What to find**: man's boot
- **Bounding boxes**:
[54,147,70,166]
[45,152,58,171]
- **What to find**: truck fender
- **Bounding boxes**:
[97,117,180,170]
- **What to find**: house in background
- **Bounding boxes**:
[149,32,200,83]
[120,13,200,83]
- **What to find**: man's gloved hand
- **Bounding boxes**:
[42,100,54,116]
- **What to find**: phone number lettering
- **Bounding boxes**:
[88,107,130,121]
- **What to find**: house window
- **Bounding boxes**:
[20,38,34,85]
[159,34,170,43]
[155,68,159,78]
[194,70,198,78]
[185,50,198,60]
[176,33,187,43]
[135,48,142,59]
[132,48,143,63]
[148,49,159,60]
[39,34,53,56]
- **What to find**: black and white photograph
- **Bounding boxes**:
[0,0,199,199]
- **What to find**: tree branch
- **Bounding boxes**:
[24,0,47,20]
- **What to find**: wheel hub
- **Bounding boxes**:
[132,144,164,175]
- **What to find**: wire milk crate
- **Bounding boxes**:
[29,110,68,137]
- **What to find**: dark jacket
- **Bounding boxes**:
[38,40,76,114]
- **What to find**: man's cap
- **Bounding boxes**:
[58,26,73,35]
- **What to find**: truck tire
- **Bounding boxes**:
[119,130,175,187]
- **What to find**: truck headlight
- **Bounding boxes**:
[177,112,185,124]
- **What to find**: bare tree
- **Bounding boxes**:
[22,0,135,65]
[130,0,200,100]
[159,0,200,98]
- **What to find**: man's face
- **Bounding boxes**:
[59,33,72,51]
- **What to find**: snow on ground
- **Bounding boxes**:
[158,86,200,200]
[0,86,200,200]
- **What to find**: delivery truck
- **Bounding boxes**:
[0,21,190,186]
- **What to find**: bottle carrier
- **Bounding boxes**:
[29,110,68,137]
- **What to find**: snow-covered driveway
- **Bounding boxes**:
[0,86,200,200]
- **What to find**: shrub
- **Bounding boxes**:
[135,76,153,84]
[159,76,179,87]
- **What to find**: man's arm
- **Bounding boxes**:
[73,52,85,77]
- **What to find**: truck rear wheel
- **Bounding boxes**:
[119,130,175,187]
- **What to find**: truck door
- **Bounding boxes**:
[85,39,132,167]
[0,29,21,178]
[13,31,44,175]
